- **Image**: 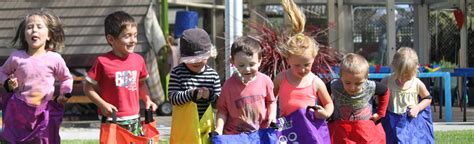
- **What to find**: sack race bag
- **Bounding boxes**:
[170,102,214,144]
[382,106,434,144]
[211,128,278,144]
[1,94,64,143]
[276,106,330,144]
[99,110,160,144]
[328,120,385,143]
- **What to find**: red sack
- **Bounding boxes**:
[329,120,385,144]
[100,110,160,144]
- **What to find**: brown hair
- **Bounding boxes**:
[11,9,65,52]
[278,0,319,58]
[231,36,263,60]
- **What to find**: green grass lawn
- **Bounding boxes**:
[435,130,474,144]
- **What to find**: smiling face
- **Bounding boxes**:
[287,54,314,79]
[185,59,208,73]
[25,15,50,51]
[231,51,261,83]
[340,71,367,95]
[108,25,137,57]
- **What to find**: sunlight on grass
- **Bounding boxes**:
[435,130,474,144]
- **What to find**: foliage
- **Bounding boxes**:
[435,130,474,143]
[247,11,343,82]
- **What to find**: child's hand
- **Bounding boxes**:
[7,74,18,91]
[100,103,118,117]
[408,105,420,118]
[197,87,210,100]
[370,113,381,122]
[145,101,158,111]
[313,105,329,119]
[55,95,70,106]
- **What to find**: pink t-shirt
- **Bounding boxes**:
[217,72,276,134]
[87,52,148,117]
[0,50,73,104]
[278,71,318,117]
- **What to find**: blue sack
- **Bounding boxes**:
[382,106,435,144]
[211,128,278,144]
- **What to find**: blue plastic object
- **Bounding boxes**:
[174,11,199,39]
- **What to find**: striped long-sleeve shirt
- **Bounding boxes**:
[168,63,221,118]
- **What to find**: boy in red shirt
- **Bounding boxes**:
[83,11,157,136]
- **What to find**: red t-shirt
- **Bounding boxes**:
[217,72,276,134]
[87,52,148,117]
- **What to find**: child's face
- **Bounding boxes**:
[25,15,50,51]
[287,54,314,79]
[108,25,137,57]
[231,51,261,82]
[340,71,367,95]
[185,59,208,73]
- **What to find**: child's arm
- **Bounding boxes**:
[139,79,157,111]
[83,81,117,117]
[210,74,222,106]
[0,55,17,92]
[168,71,197,106]
[54,58,74,105]
[272,72,284,98]
[371,82,390,122]
[314,77,334,119]
[215,88,228,135]
[409,79,432,117]
[265,78,277,126]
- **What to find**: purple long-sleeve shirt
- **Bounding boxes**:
[0,50,73,104]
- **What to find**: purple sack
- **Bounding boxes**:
[276,107,330,144]
[1,94,64,144]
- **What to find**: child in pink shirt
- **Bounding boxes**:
[0,9,73,143]
[215,36,277,135]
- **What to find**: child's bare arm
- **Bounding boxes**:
[315,77,334,119]
[409,79,432,117]
[83,81,117,117]
[139,80,157,111]
[215,111,227,135]
[272,72,284,97]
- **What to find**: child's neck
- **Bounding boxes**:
[112,51,129,58]
[28,48,46,56]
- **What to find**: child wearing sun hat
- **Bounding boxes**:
[169,28,221,143]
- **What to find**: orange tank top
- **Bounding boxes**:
[278,72,318,117]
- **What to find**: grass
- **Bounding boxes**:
[61,130,474,144]
[435,130,474,144]
[61,139,169,144]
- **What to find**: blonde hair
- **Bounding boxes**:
[340,53,369,77]
[391,47,419,80]
[279,0,318,58]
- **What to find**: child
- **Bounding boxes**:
[381,47,434,144]
[327,53,389,143]
[0,9,73,143]
[83,11,157,137]
[273,0,333,143]
[168,28,221,144]
[215,36,276,135]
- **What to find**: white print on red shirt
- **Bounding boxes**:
[115,70,138,91]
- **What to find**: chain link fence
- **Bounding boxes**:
[352,5,414,65]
